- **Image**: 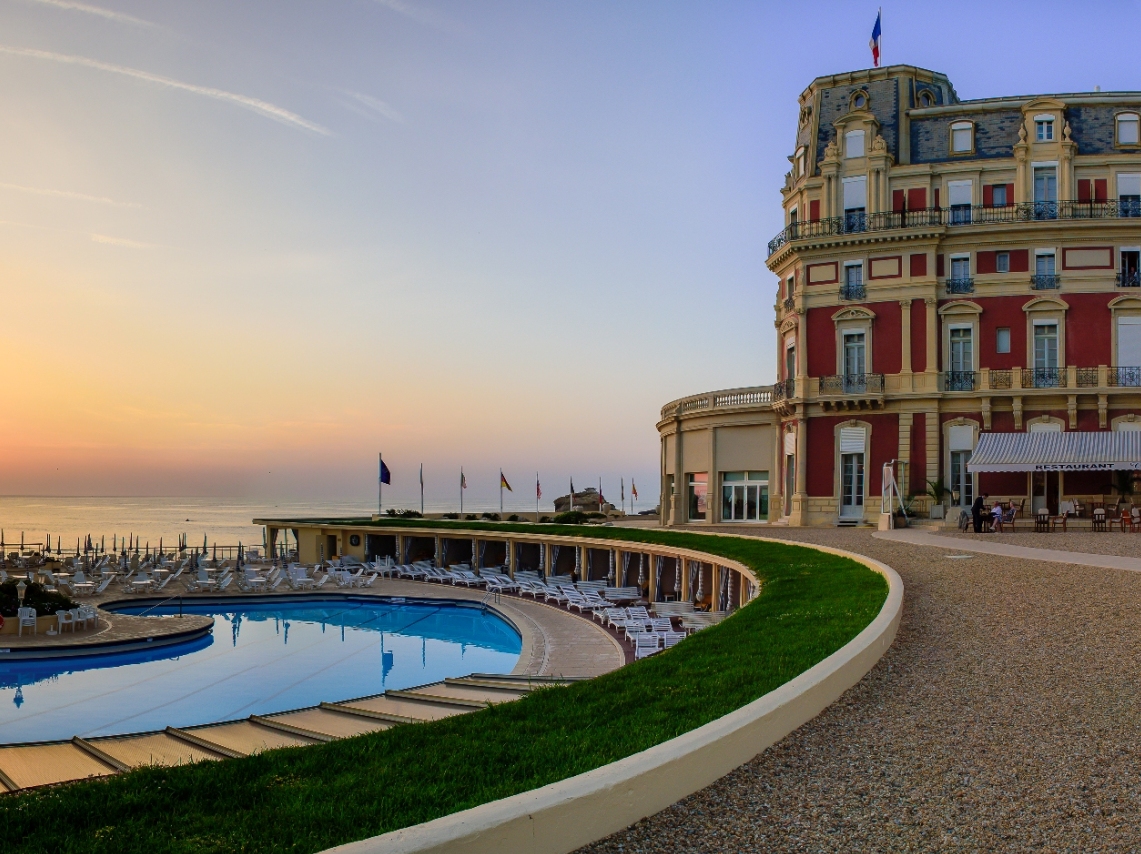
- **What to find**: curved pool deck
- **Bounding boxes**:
[0,581,625,794]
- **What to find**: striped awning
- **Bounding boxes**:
[968,431,1141,472]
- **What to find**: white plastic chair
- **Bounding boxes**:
[17,607,37,636]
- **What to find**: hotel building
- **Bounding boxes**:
[659,65,1141,526]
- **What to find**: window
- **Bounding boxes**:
[996,252,1010,273]
[785,339,796,378]
[919,90,935,107]
[845,130,865,158]
[1119,113,1140,146]
[1118,317,1141,370]
[1033,251,1058,288]
[786,276,794,297]
[1119,174,1141,217]
[852,92,867,110]
[950,327,973,369]
[721,472,769,522]
[996,327,1011,353]
[843,330,866,378]
[948,180,972,224]
[992,185,1008,207]
[842,263,864,299]
[1035,118,1054,142]
[1034,323,1059,369]
[1033,166,1058,219]
[948,255,971,292]
[842,177,867,232]
[950,451,974,508]
[951,121,973,153]
[687,473,707,521]
[1121,249,1140,287]
[796,148,806,177]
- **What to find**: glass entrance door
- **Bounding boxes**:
[950,450,974,508]
[840,453,865,517]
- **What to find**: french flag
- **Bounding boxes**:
[869,10,882,68]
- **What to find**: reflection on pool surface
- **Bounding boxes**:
[0,598,521,744]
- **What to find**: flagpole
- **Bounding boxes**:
[536,472,540,522]
[420,463,424,515]
[460,467,464,515]
[500,469,503,514]
[378,452,383,515]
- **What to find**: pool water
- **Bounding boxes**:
[0,598,521,744]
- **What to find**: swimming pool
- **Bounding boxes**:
[0,597,521,744]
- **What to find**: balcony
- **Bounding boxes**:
[944,370,976,391]
[839,282,866,301]
[1117,272,1141,288]
[782,295,796,313]
[945,277,974,295]
[820,373,885,395]
[660,386,773,420]
[1030,274,1061,290]
[989,369,1013,389]
[772,378,796,401]
[767,200,1141,258]
[1110,366,1141,387]
[1022,367,1066,388]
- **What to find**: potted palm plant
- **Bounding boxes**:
[926,478,949,519]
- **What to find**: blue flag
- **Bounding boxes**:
[379,458,392,485]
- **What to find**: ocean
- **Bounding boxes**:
[0,497,374,554]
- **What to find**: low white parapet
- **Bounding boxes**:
[324,539,903,854]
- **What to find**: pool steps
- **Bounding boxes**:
[0,673,580,793]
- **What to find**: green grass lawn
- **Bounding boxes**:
[1,526,887,854]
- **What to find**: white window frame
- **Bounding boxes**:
[1034,115,1055,142]
[845,129,866,159]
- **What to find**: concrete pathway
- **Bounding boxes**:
[874,527,1141,572]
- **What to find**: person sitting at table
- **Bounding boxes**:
[991,500,1005,533]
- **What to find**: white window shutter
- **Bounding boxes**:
[948,425,975,451]
[839,427,866,454]
[784,432,797,456]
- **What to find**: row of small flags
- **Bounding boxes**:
[378,454,638,511]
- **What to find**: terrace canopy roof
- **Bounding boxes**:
[968,431,1141,472]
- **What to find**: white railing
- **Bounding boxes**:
[661,386,774,419]
[881,460,908,524]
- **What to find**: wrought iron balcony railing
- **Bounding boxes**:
[944,371,976,391]
[1076,367,1100,387]
[1022,367,1066,388]
[772,378,795,401]
[820,373,885,395]
[1110,366,1141,387]
[1117,271,1141,288]
[989,369,1013,389]
[839,282,866,301]
[1030,274,1061,290]
[767,200,1141,257]
[945,277,974,295]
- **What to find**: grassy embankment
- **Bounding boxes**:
[1,524,888,854]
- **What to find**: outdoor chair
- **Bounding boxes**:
[17,607,37,636]
[1093,508,1108,532]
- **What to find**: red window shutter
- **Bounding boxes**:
[983,185,994,207]
[809,199,820,222]
[1005,183,1014,206]
[1095,179,1108,202]
[936,254,945,277]
[976,251,996,274]
[910,253,927,277]
[892,190,905,213]
[907,188,926,211]
[1078,179,1091,202]
[1010,249,1030,272]
[934,188,941,210]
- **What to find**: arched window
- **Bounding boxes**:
[918,90,935,108]
[1118,112,1140,146]
[951,121,974,154]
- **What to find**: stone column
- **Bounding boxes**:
[507,539,516,575]
[790,405,809,526]
[926,408,940,489]
[796,310,809,389]
[671,417,684,525]
[925,297,939,378]
[898,412,914,498]
[434,535,442,568]
[707,427,718,524]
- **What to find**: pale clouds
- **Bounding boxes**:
[0,46,331,135]
[0,181,141,207]
[371,0,458,32]
[19,0,155,28]
[90,233,153,248]
[338,91,404,124]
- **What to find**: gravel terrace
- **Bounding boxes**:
[578,525,1141,853]
[955,529,1141,559]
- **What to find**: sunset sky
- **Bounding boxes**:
[0,0,1133,508]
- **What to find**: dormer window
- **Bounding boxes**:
[795,146,806,177]
[1035,116,1055,142]
[845,130,866,158]
[918,90,935,107]
[1118,113,1140,146]
[951,121,974,154]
